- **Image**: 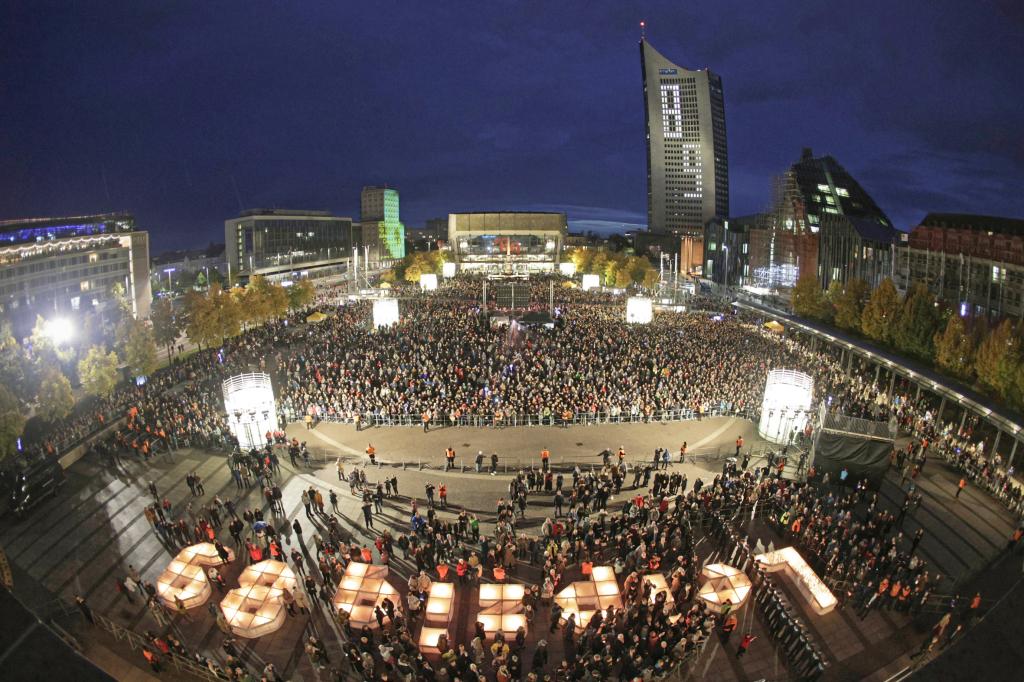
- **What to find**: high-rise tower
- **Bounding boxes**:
[640,38,728,235]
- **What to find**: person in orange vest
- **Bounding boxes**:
[955,477,967,499]
[366,444,376,464]
[437,563,449,581]
[445,447,456,471]
[617,446,626,463]
[735,435,744,456]
[456,559,468,583]
[541,448,550,472]
[1005,526,1024,552]
[721,613,738,642]
[679,441,688,463]
[422,410,431,432]
[493,565,506,583]
[438,483,448,509]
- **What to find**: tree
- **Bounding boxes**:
[78,345,120,397]
[934,314,976,381]
[110,282,134,354]
[974,319,1021,398]
[123,319,159,378]
[832,278,870,331]
[150,297,181,358]
[568,248,594,275]
[403,263,423,284]
[287,279,316,311]
[0,321,38,400]
[36,367,74,423]
[642,267,660,290]
[195,271,208,289]
[861,278,900,344]
[791,274,832,321]
[0,385,26,463]
[184,289,218,350]
[892,283,941,361]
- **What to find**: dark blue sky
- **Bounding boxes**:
[2,1,1022,253]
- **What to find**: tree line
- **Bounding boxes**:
[567,248,661,289]
[791,274,1024,412]
[0,276,315,462]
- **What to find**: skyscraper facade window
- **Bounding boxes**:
[640,38,728,236]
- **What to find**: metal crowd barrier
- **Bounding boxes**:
[288,405,751,429]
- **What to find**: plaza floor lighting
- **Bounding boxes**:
[442,261,457,278]
[478,583,527,638]
[697,563,752,614]
[558,262,576,277]
[332,562,398,629]
[581,274,600,291]
[553,565,622,632]
[755,547,837,615]
[758,369,813,444]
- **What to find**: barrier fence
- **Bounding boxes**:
[48,599,224,681]
[289,405,753,429]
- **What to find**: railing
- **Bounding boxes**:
[49,600,225,681]
[288,405,753,429]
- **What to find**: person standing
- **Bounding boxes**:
[540,449,550,473]
[735,436,743,457]
[362,498,375,529]
[76,595,95,625]
[955,477,966,499]
[736,633,756,658]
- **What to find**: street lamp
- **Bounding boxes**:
[44,317,74,346]
[722,245,729,289]
[163,267,175,292]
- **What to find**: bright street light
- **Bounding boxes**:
[44,317,74,346]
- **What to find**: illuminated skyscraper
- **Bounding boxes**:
[640,38,728,235]
[360,186,406,260]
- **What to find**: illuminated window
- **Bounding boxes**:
[817,184,830,192]
[835,187,850,197]
[80,280,91,291]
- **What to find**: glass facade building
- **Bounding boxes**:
[224,209,356,282]
[0,213,151,332]
[449,212,566,273]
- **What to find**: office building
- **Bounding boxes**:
[640,38,728,239]
[448,212,566,273]
[0,213,151,331]
[747,149,898,290]
[151,243,226,286]
[224,209,357,283]
[893,213,1024,318]
[360,186,406,260]
[703,214,758,286]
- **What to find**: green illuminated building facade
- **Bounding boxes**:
[360,186,405,259]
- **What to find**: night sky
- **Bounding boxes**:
[2,1,1022,253]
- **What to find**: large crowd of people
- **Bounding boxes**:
[21,278,1023,682]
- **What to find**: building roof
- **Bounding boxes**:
[788,149,891,226]
[450,211,565,216]
[236,209,332,218]
[846,216,899,244]
[152,243,225,266]
[0,213,133,232]
[919,213,1024,236]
